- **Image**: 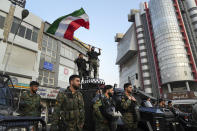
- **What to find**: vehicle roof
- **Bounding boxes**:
[171,99,197,105]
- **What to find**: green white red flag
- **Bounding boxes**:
[47,8,89,40]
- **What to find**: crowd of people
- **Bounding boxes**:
[18,74,197,131]
[18,46,192,131]
[19,75,142,131]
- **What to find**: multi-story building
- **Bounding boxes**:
[38,22,89,122]
[0,0,42,89]
[0,0,89,122]
[115,0,197,99]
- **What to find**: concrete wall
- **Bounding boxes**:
[117,25,141,89]
[116,25,137,64]
[119,54,141,89]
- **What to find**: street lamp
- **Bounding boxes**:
[3,9,29,75]
[21,9,29,20]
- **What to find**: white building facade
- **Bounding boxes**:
[0,0,42,88]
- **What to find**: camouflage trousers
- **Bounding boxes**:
[122,113,138,131]
[78,69,88,80]
[89,59,98,78]
[95,122,110,131]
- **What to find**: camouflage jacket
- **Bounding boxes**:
[51,88,85,130]
[120,93,139,123]
[93,94,113,123]
[19,90,42,117]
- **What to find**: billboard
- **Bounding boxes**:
[9,0,26,8]
[37,87,59,99]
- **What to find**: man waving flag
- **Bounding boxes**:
[47,8,89,40]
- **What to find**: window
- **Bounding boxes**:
[18,25,26,37]
[10,18,39,42]
[10,22,19,34]
[43,34,48,41]
[32,28,38,42]
[39,35,58,87]
[53,40,58,51]
[44,70,49,77]
[0,16,5,29]
[48,41,52,49]
[25,28,32,40]
[38,70,55,86]
[42,47,46,53]
[52,51,56,58]
[42,40,47,47]
[45,55,51,62]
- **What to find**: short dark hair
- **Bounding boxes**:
[159,98,164,103]
[79,53,83,56]
[168,101,172,104]
[124,83,132,90]
[103,85,113,93]
[30,81,39,87]
[69,75,80,83]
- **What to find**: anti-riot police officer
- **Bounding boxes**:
[120,83,139,131]
[75,53,88,80]
[93,85,116,131]
[87,46,101,78]
[51,75,85,131]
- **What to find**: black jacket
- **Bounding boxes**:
[75,58,87,70]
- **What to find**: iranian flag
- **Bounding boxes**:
[47,8,89,40]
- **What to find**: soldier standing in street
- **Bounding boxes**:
[120,83,139,131]
[19,81,42,130]
[87,46,101,78]
[92,85,116,131]
[75,53,88,80]
[51,75,85,131]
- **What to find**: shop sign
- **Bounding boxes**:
[9,77,30,88]
[37,87,59,99]
[167,91,197,100]
[43,61,54,71]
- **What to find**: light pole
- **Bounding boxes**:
[3,9,29,75]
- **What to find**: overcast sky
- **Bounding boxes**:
[26,0,146,86]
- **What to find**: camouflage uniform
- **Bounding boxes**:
[19,90,42,117]
[75,58,88,80]
[19,90,42,131]
[93,95,110,131]
[51,88,85,131]
[87,51,100,78]
[120,94,139,131]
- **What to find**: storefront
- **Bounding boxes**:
[37,86,59,123]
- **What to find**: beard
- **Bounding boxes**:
[73,85,80,90]
[32,89,37,94]
[127,89,132,94]
[108,92,113,97]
